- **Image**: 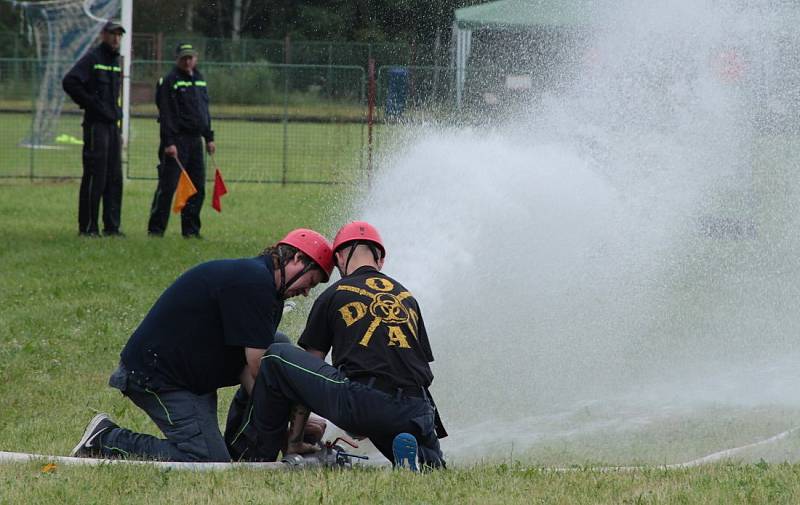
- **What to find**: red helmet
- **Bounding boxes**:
[332,221,385,258]
[278,228,334,281]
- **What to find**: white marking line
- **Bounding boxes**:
[1,425,797,471]
[667,424,800,468]
[0,451,285,471]
[537,425,800,472]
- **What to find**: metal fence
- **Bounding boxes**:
[132,35,429,68]
[0,32,37,59]
[0,58,367,183]
[0,56,489,183]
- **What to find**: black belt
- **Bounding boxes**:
[349,376,427,399]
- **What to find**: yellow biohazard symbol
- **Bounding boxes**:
[369,292,409,324]
[336,277,419,349]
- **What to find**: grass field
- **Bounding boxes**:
[1,179,800,504]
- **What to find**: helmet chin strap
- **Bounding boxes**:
[342,243,358,276]
[278,260,315,300]
[277,261,287,298]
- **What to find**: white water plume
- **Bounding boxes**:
[354,0,800,462]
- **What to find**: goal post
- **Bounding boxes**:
[6,0,124,148]
[120,0,131,163]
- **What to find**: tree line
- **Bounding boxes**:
[0,0,487,43]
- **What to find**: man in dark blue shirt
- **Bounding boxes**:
[147,42,215,238]
[70,229,334,462]
[227,222,447,469]
[62,21,125,237]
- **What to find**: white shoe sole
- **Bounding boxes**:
[69,413,110,457]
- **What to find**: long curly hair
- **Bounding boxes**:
[260,243,315,271]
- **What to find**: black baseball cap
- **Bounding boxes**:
[102,21,126,34]
[175,43,199,58]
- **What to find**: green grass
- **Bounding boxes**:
[1,461,800,504]
[1,179,800,504]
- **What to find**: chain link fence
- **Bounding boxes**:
[128,61,366,184]
[132,36,433,67]
[370,65,501,163]
[0,54,486,183]
[0,58,367,183]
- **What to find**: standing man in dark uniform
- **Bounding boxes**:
[69,229,334,462]
[228,222,447,469]
[147,43,215,238]
[62,21,125,237]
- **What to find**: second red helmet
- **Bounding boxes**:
[332,221,386,258]
[278,228,334,281]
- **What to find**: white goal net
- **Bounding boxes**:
[9,0,121,146]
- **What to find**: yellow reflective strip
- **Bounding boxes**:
[261,354,348,385]
[172,80,207,89]
[93,64,121,72]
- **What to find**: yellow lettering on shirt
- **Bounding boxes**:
[337,284,376,299]
[339,301,368,327]
[358,317,383,347]
[365,277,394,292]
[387,326,411,348]
[407,307,419,340]
[338,279,419,350]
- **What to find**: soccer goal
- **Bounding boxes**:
[7,0,131,150]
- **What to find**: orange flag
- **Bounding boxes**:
[172,168,198,213]
[212,168,228,212]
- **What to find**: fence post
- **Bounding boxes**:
[28,60,37,180]
[327,43,333,99]
[281,65,289,186]
[156,32,163,77]
[367,58,375,185]
[281,36,291,185]
[14,37,20,81]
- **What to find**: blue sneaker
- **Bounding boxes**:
[392,433,418,471]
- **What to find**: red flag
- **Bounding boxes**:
[212,168,228,212]
[172,168,198,213]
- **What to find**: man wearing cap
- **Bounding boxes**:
[69,229,335,462]
[62,21,126,237]
[228,222,447,470]
[147,42,215,238]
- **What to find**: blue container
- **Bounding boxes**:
[385,67,408,119]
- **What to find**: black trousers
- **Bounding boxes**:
[147,134,205,236]
[227,343,445,467]
[79,121,122,234]
[105,364,231,462]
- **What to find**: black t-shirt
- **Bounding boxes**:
[121,257,283,394]
[298,266,434,388]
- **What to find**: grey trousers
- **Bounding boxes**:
[102,364,230,462]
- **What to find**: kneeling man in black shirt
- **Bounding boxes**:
[70,229,334,462]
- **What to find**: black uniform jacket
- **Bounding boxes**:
[62,42,122,125]
[156,67,214,147]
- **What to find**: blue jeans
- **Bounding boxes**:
[102,364,230,462]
